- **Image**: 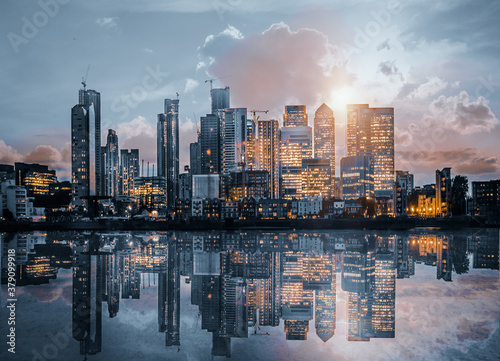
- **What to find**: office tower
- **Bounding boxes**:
[472,179,500,217]
[283,105,308,127]
[394,170,414,216]
[102,129,119,197]
[281,252,313,340]
[190,137,202,175]
[178,171,192,200]
[133,176,167,210]
[210,87,230,115]
[301,158,332,198]
[340,156,374,200]
[192,174,220,199]
[346,104,369,156]
[258,120,280,199]
[259,252,281,327]
[280,126,312,199]
[162,242,181,346]
[220,108,248,175]
[435,167,451,217]
[314,103,335,190]
[372,251,396,337]
[228,170,269,200]
[200,114,220,174]
[14,162,57,197]
[71,87,102,208]
[119,149,140,197]
[158,98,180,209]
[346,105,394,197]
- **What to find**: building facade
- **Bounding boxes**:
[157,98,180,209]
[280,126,312,199]
[340,156,374,200]
[346,105,394,197]
[257,120,280,199]
[313,103,335,191]
[301,158,332,198]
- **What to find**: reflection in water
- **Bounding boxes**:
[1,230,499,358]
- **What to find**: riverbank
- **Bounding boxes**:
[0,215,496,232]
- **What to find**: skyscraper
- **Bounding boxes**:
[157,98,179,209]
[71,88,101,209]
[210,87,230,115]
[280,126,312,199]
[220,108,248,175]
[103,129,119,197]
[283,105,308,127]
[346,105,394,197]
[301,158,332,198]
[341,156,374,200]
[314,103,335,192]
[257,120,280,199]
[435,167,451,217]
[200,114,220,174]
[190,136,202,175]
[119,149,139,197]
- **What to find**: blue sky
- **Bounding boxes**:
[0,0,499,186]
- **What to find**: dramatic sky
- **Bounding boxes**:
[1,0,499,186]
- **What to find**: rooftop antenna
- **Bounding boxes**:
[176,92,179,100]
[81,64,90,91]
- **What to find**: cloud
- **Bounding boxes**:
[207,22,353,112]
[376,39,391,51]
[397,148,500,176]
[184,78,199,93]
[378,61,403,81]
[408,76,448,100]
[96,17,119,28]
[143,47,154,53]
[0,139,23,163]
[117,116,156,164]
[197,25,244,70]
[454,157,499,175]
[424,91,499,134]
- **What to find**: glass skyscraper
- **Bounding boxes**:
[157,98,179,209]
[346,104,394,197]
[71,88,101,209]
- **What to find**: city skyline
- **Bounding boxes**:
[1,0,499,187]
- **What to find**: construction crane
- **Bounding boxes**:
[81,64,90,91]
[205,78,216,90]
[249,110,269,122]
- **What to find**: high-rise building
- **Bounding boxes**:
[340,156,374,200]
[280,126,312,199]
[257,120,280,199]
[435,167,451,217]
[314,103,335,191]
[472,179,500,218]
[14,162,57,197]
[133,176,167,210]
[301,158,332,198]
[210,87,230,115]
[228,170,269,200]
[346,105,394,197]
[283,105,308,127]
[394,170,414,216]
[190,137,202,175]
[220,108,248,175]
[119,149,139,197]
[157,98,180,209]
[200,114,220,174]
[102,129,119,197]
[71,88,101,209]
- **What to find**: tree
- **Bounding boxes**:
[357,197,377,218]
[447,175,468,216]
[2,209,14,220]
